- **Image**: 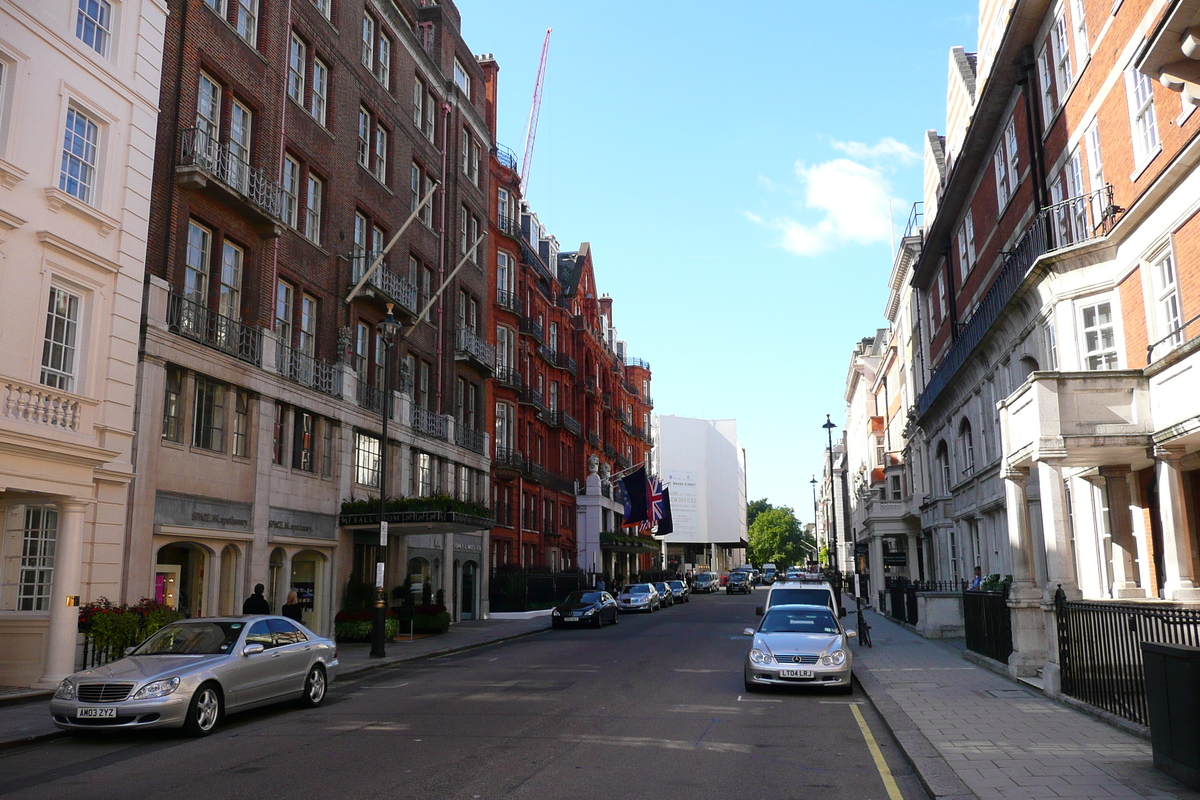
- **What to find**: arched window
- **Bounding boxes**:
[935,441,952,494]
[1019,355,1039,382]
[958,419,975,477]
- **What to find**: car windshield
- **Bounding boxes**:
[668,581,684,589]
[761,608,840,634]
[565,592,603,604]
[655,583,669,591]
[625,585,649,594]
[696,575,712,582]
[768,588,834,611]
[131,622,244,655]
[730,574,747,582]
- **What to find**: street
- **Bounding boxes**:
[0,589,925,800]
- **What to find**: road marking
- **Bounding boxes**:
[736,695,781,703]
[364,683,409,689]
[672,668,736,673]
[819,700,864,705]
[850,703,904,800]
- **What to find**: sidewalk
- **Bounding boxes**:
[851,603,1200,800]
[0,615,549,751]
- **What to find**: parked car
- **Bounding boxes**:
[757,579,842,617]
[49,616,338,736]
[727,572,753,595]
[667,580,690,603]
[654,582,675,607]
[742,603,855,693]
[616,583,660,613]
[692,573,718,593]
[551,591,619,628]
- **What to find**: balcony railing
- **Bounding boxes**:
[583,376,598,395]
[537,344,556,365]
[178,128,283,220]
[588,432,600,447]
[412,405,447,440]
[455,425,485,453]
[624,355,651,370]
[455,328,495,372]
[494,366,523,392]
[496,289,523,315]
[355,379,393,418]
[604,444,617,459]
[612,408,627,423]
[547,351,576,374]
[493,447,525,473]
[2,378,88,432]
[276,342,341,398]
[497,214,520,240]
[917,186,1121,416]
[520,317,544,343]
[520,386,544,410]
[548,410,582,437]
[167,292,262,366]
[644,394,654,409]
[494,144,518,172]
[350,252,419,316]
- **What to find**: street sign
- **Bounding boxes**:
[380,520,388,546]
[855,542,869,556]
[883,552,907,566]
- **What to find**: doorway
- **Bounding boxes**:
[462,561,477,620]
[155,543,207,618]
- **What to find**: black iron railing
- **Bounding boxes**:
[412,406,447,439]
[520,316,544,343]
[494,144,518,172]
[276,342,341,398]
[624,355,651,370]
[349,253,419,315]
[178,128,283,219]
[1055,588,1200,726]
[494,366,523,391]
[455,425,485,453]
[166,292,262,365]
[455,328,495,369]
[356,379,392,418]
[964,586,1012,664]
[496,289,522,315]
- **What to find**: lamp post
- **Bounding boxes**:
[370,304,401,659]
[822,415,840,584]
[810,475,818,565]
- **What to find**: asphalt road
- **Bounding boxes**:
[0,587,927,800]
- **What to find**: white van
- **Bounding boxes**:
[756,578,843,618]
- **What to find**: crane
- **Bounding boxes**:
[519,28,551,188]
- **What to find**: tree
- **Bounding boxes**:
[747,498,773,529]
[748,507,804,567]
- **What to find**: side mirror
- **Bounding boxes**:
[243,643,266,656]
[742,627,756,636]
[846,630,857,639]
[123,646,136,656]
[755,606,763,616]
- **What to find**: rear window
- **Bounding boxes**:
[767,588,834,611]
[626,585,649,594]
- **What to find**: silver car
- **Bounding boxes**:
[742,604,855,694]
[616,583,660,612]
[50,616,339,736]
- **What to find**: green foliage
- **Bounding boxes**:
[748,506,805,567]
[747,498,773,529]
[342,575,378,613]
[340,495,493,520]
[981,573,1013,592]
[78,597,183,659]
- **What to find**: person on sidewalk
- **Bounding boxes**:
[281,591,304,622]
[969,566,983,590]
[242,583,271,614]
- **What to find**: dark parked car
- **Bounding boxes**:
[654,582,675,607]
[551,591,619,628]
[667,580,690,603]
[727,572,753,595]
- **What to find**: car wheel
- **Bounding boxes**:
[299,665,327,708]
[183,682,222,737]
[611,611,619,625]
[592,612,603,629]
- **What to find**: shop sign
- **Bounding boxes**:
[883,552,907,566]
[155,492,251,531]
[269,507,337,540]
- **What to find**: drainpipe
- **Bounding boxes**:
[436,101,451,414]
[1019,46,1049,211]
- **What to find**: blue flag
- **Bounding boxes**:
[619,465,648,525]
[656,487,674,535]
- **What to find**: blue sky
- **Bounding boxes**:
[457,1,978,522]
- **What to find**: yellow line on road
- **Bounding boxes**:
[850,703,904,800]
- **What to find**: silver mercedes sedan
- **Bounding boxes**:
[50,616,339,736]
[742,603,855,694]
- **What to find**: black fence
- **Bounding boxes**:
[1055,588,1200,726]
[963,586,1012,664]
[489,569,591,613]
[79,630,134,671]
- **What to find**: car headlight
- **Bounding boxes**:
[54,678,75,700]
[133,677,180,699]
[821,650,846,667]
[551,609,561,616]
[582,608,595,615]
[749,649,773,665]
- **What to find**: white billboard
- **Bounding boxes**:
[654,416,747,545]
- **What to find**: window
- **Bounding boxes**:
[936,272,947,321]
[1037,11,1072,122]
[60,107,99,204]
[459,465,472,501]
[354,322,369,375]
[412,81,424,128]
[461,129,479,185]
[958,420,975,476]
[40,287,81,392]
[417,451,433,496]
[453,58,470,96]
[321,422,334,477]
[192,376,225,451]
[413,80,435,141]
[275,280,293,346]
[1044,321,1058,369]
[9,506,58,611]
[498,188,510,224]
[1126,68,1160,167]
[1050,149,1087,245]
[1152,248,1183,353]
[373,123,387,183]
[460,206,469,255]
[353,212,368,267]
[311,58,328,126]
[163,367,183,442]
[936,441,952,494]
[196,73,221,149]
[234,0,258,47]
[293,411,315,471]
[422,175,434,227]
[890,475,902,500]
[1084,118,1106,218]
[282,155,300,228]
[1080,300,1119,370]
[273,403,286,464]
[993,117,1019,209]
[299,294,317,356]
[76,0,112,56]
[957,211,975,282]
[357,107,370,168]
[377,35,390,89]
[418,361,431,409]
[233,391,249,457]
[358,108,387,181]
[228,100,252,192]
[288,34,306,103]
[305,174,322,244]
[354,431,381,487]
[361,14,375,69]
[1069,0,1089,62]
[311,0,329,20]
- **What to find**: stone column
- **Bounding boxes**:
[125,355,167,604]
[1003,468,1046,679]
[1129,473,1156,595]
[869,533,884,602]
[480,528,490,619]
[1155,445,1200,600]
[207,546,223,618]
[39,500,89,687]
[1037,460,1080,600]
[1100,466,1144,598]
[906,533,919,581]
[443,532,455,621]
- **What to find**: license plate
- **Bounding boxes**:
[77,707,117,719]
[563,617,579,622]
[780,669,814,679]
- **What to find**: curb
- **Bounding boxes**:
[852,659,980,800]
[0,729,64,753]
[0,691,52,708]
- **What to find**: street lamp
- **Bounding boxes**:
[822,415,840,584]
[370,304,401,659]
[810,475,818,564]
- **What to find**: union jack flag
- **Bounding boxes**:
[647,475,665,527]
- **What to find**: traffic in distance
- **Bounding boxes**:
[45,566,855,739]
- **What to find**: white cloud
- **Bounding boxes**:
[748,157,897,257]
[830,136,918,165]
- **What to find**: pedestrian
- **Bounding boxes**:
[597,577,606,593]
[281,590,303,622]
[242,583,270,614]
[970,566,984,590]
